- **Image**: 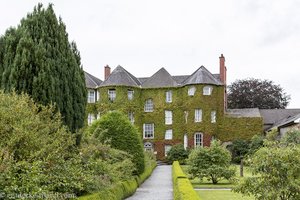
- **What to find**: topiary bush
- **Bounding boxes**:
[87,111,145,175]
[167,144,189,164]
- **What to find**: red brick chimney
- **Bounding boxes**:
[104,65,111,80]
[219,54,227,110]
[219,54,226,84]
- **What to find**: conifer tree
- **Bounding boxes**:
[0,3,87,132]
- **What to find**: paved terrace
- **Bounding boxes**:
[126,165,173,200]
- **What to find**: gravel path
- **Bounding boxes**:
[126,165,173,200]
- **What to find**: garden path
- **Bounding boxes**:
[126,165,173,200]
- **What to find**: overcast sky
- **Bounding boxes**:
[1,0,300,108]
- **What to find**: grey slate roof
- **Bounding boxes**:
[260,109,300,131]
[141,68,178,88]
[101,65,141,87]
[172,75,189,85]
[183,66,223,86]
[84,71,102,89]
[272,113,300,129]
[227,108,261,118]
[96,65,223,88]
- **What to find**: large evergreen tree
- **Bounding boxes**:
[0,3,87,132]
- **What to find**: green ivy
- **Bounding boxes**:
[86,84,263,159]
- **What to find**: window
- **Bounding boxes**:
[144,142,153,151]
[165,110,173,125]
[165,129,173,140]
[108,89,116,102]
[203,86,213,95]
[128,90,134,100]
[87,113,95,125]
[211,111,216,123]
[184,111,188,124]
[87,90,95,103]
[188,86,196,96]
[194,132,203,147]
[165,145,172,157]
[97,112,100,120]
[143,123,154,139]
[144,99,154,112]
[184,134,188,150]
[194,109,202,122]
[96,91,100,101]
[128,111,134,124]
[166,90,172,103]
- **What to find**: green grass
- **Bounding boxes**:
[196,190,255,200]
[181,164,254,189]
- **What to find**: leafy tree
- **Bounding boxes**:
[87,111,145,175]
[166,144,189,164]
[228,139,250,163]
[248,134,264,155]
[0,3,87,132]
[228,78,290,109]
[281,129,300,145]
[234,143,300,200]
[187,140,235,184]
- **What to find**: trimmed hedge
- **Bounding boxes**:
[79,160,156,200]
[172,161,201,200]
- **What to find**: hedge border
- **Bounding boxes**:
[172,161,201,200]
[78,161,156,200]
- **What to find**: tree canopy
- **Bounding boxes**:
[0,3,87,132]
[187,140,235,184]
[227,78,290,109]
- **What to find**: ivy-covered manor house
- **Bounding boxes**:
[84,55,299,160]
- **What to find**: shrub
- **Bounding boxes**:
[0,91,86,196]
[172,161,201,200]
[87,111,145,175]
[187,140,235,184]
[167,144,189,164]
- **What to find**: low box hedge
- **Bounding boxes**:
[172,161,201,200]
[79,160,156,200]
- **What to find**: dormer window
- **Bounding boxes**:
[144,99,154,112]
[108,89,116,102]
[128,89,134,100]
[188,86,196,96]
[203,86,213,95]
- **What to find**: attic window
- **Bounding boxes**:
[188,86,196,96]
[203,86,213,95]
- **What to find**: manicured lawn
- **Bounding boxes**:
[181,164,253,189]
[181,164,256,199]
[196,190,255,200]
